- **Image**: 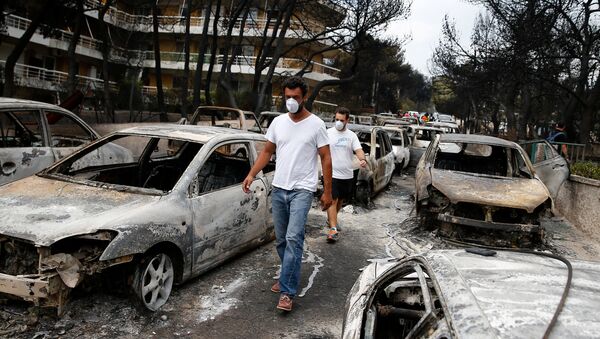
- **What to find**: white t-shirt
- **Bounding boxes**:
[266,113,329,192]
[327,127,362,179]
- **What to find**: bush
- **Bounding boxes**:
[571,161,600,180]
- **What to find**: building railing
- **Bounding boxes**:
[0,60,117,92]
[3,13,339,78]
[83,0,326,35]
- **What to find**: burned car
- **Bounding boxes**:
[407,126,444,167]
[415,134,562,245]
[0,125,274,313]
[352,125,395,204]
[381,126,411,171]
[343,249,600,339]
[183,105,263,133]
[0,98,114,185]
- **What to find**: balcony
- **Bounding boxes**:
[0,60,117,92]
[142,52,340,80]
[83,0,333,42]
[2,13,339,80]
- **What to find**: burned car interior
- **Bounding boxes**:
[48,135,204,193]
[0,110,44,147]
[434,142,533,178]
[363,262,447,339]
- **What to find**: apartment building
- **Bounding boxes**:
[0,0,344,112]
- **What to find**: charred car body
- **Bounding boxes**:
[381,126,411,171]
[343,249,600,339]
[351,125,395,204]
[415,134,563,245]
[0,125,274,313]
[407,126,444,167]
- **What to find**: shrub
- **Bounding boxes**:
[571,161,600,181]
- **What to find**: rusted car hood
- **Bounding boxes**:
[0,175,158,246]
[431,169,549,213]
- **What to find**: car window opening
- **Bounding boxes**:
[189,143,252,196]
[434,142,532,178]
[48,135,204,193]
[363,263,446,339]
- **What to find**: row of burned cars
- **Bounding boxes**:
[1,98,599,338]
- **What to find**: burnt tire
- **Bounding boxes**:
[355,182,372,206]
[132,252,174,311]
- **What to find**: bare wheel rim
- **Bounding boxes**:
[140,253,174,311]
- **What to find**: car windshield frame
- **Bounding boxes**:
[433,140,536,178]
[41,133,204,196]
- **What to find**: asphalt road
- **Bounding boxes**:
[4,173,600,339]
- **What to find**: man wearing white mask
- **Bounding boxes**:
[326,107,366,242]
[242,76,332,312]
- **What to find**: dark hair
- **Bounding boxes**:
[335,106,351,120]
[556,122,565,129]
[282,76,308,97]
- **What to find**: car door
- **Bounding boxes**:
[0,108,55,185]
[44,108,97,161]
[188,141,269,271]
[520,140,569,198]
[373,130,394,191]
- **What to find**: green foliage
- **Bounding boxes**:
[571,161,600,181]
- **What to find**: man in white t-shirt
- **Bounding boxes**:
[242,76,332,312]
[326,107,366,242]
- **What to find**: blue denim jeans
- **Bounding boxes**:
[271,186,313,298]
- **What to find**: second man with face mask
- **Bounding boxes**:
[326,107,367,242]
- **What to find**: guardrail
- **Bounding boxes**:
[551,142,586,163]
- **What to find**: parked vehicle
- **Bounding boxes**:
[0,98,128,186]
[381,126,410,170]
[436,113,456,123]
[380,119,411,128]
[350,125,395,204]
[0,125,275,313]
[415,134,563,246]
[357,116,373,126]
[343,249,600,339]
[407,126,444,167]
[425,121,460,133]
[399,116,421,126]
[184,106,263,133]
[252,111,283,133]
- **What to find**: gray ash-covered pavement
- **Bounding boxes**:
[2,173,599,338]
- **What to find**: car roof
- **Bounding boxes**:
[440,133,518,148]
[114,125,265,143]
[425,250,600,338]
[347,124,379,132]
[0,97,71,112]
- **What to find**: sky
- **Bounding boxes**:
[385,0,484,76]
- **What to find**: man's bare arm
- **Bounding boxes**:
[243,141,276,193]
[319,145,333,210]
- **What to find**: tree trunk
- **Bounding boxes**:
[152,4,167,122]
[98,2,115,122]
[3,1,52,97]
[192,0,213,108]
[204,0,222,106]
[254,0,296,115]
[580,77,600,144]
[66,0,85,97]
[181,1,192,118]
[217,1,249,108]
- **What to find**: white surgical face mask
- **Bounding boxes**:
[286,98,300,114]
[335,120,345,131]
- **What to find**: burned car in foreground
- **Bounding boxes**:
[0,125,274,313]
[343,249,600,339]
[415,134,563,246]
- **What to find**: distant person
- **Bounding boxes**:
[326,107,367,242]
[242,76,332,312]
[547,122,568,157]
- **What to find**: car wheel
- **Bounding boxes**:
[133,252,174,311]
[355,182,372,206]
